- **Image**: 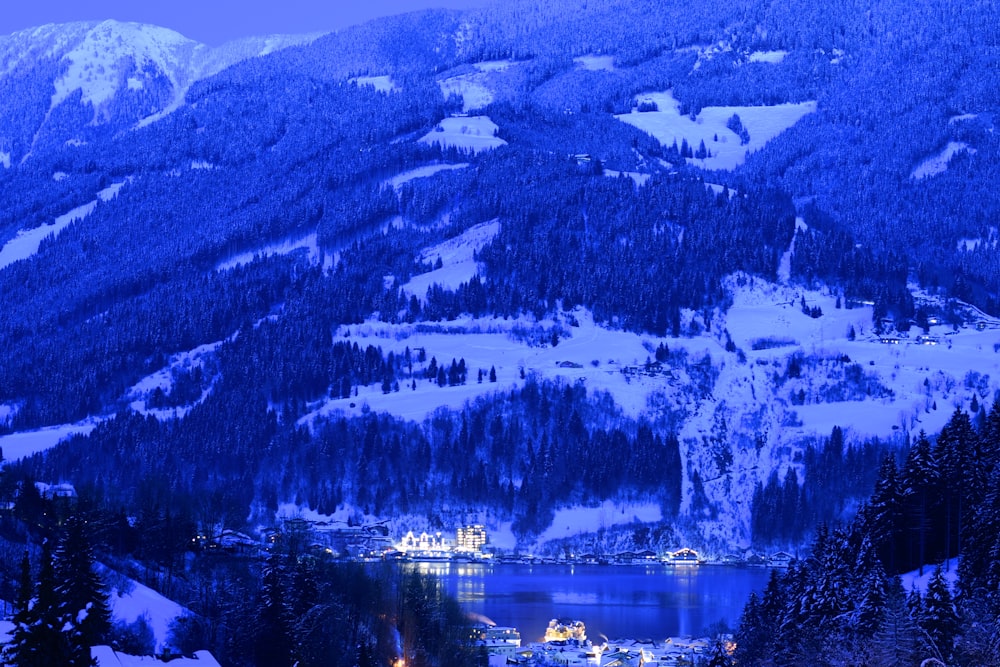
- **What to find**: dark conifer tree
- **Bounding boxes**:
[55,514,112,664]
[901,431,937,572]
[919,567,959,661]
[254,555,294,667]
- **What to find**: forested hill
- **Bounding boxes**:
[1,0,999,554]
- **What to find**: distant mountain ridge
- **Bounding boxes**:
[0,19,320,162]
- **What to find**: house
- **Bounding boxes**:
[769,551,794,568]
[471,624,522,659]
[666,548,701,564]
[35,482,77,500]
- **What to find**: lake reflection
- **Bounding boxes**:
[405,561,769,641]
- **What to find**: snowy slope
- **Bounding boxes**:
[616,90,816,170]
[293,267,1000,549]
[0,20,319,132]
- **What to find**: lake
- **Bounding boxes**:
[404,561,771,642]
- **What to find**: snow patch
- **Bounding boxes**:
[385,163,469,191]
[534,501,661,545]
[604,170,650,186]
[616,90,817,170]
[106,575,188,652]
[0,180,126,270]
[125,340,222,419]
[215,231,329,272]
[419,116,506,154]
[402,220,499,299]
[473,59,518,72]
[899,558,959,595]
[948,113,978,124]
[0,151,11,168]
[350,75,399,93]
[574,54,616,71]
[435,59,525,111]
[0,417,102,461]
[911,142,976,180]
[747,50,788,64]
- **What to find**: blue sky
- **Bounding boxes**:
[0,0,490,45]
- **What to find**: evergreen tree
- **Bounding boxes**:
[920,567,959,661]
[254,554,294,666]
[4,551,35,666]
[7,540,71,666]
[866,454,904,572]
[901,432,937,572]
[933,409,980,562]
[870,577,922,667]
[55,514,113,664]
[733,592,768,666]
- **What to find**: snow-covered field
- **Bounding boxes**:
[0,181,125,270]
[384,163,469,191]
[747,50,788,64]
[615,90,816,170]
[401,219,499,299]
[604,169,650,186]
[435,59,521,112]
[911,141,976,179]
[574,54,616,71]
[349,74,399,92]
[106,572,188,652]
[419,116,506,153]
[0,417,102,461]
[215,230,330,272]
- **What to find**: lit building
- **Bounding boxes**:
[544,619,587,644]
[471,624,522,659]
[456,524,488,553]
[398,530,452,556]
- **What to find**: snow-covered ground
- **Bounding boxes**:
[124,340,222,419]
[0,181,126,270]
[401,219,499,299]
[106,571,188,652]
[534,501,661,545]
[574,54,616,71]
[899,557,959,594]
[349,74,399,92]
[0,417,102,461]
[214,230,331,272]
[384,163,469,191]
[438,74,494,112]
[419,116,506,154]
[747,50,788,64]
[911,141,976,179]
[604,170,650,186]
[615,90,816,170]
[435,59,522,112]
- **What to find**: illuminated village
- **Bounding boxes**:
[469,617,730,667]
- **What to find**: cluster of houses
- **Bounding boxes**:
[191,516,797,570]
[471,619,728,667]
[395,524,490,559]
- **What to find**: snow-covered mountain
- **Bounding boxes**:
[0,20,319,161]
[1,0,999,557]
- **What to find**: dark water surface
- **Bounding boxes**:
[406,561,771,642]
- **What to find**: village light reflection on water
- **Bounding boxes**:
[402,561,769,641]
